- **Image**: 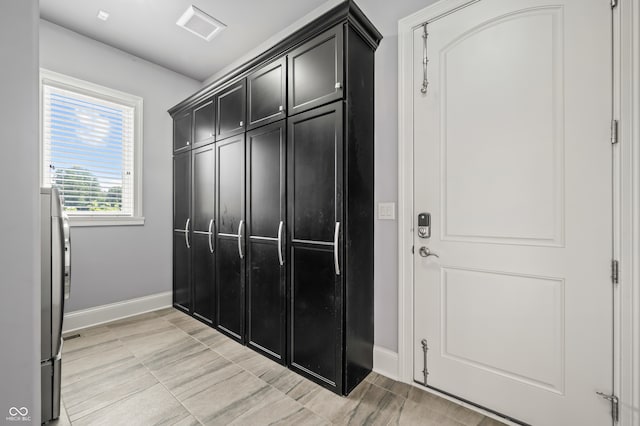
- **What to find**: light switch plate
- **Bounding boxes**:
[378,202,395,220]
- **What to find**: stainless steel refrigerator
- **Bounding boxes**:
[40,187,71,424]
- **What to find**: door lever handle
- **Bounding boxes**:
[419,247,439,258]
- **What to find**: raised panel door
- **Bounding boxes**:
[412,2,612,424]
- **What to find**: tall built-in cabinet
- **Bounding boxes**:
[169,0,381,395]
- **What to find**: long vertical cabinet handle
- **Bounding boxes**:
[185,218,191,249]
[334,222,341,276]
[237,220,244,259]
[208,219,214,254]
[277,221,284,266]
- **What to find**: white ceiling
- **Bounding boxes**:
[39,0,329,82]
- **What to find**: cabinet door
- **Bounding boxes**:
[193,100,215,147]
[288,102,343,391]
[216,80,246,140]
[192,145,215,323]
[173,152,191,233]
[247,58,286,130]
[216,135,245,341]
[174,110,192,153]
[288,26,344,116]
[173,231,191,312]
[192,234,214,323]
[246,122,286,361]
[173,151,192,312]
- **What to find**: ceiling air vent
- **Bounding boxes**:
[176,5,226,42]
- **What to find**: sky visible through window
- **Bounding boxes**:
[46,89,131,213]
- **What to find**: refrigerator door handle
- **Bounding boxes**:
[51,213,65,359]
[63,214,71,300]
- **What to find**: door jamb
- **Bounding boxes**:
[396,1,640,424]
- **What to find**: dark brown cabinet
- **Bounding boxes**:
[215,135,245,341]
[246,121,286,362]
[288,26,344,116]
[193,100,215,147]
[170,0,380,396]
[191,144,215,323]
[216,80,246,140]
[247,58,286,129]
[173,151,191,312]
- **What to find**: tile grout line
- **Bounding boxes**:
[62,330,147,424]
[117,313,205,426]
[168,311,337,425]
[70,310,491,426]
[182,323,324,423]
[66,312,189,425]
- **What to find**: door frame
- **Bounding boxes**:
[396,0,640,424]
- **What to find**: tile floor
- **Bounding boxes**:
[52,308,507,425]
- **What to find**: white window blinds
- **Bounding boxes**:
[42,79,139,217]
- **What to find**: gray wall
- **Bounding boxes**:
[40,21,201,312]
[358,0,439,352]
[0,0,41,424]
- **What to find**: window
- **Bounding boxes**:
[41,70,144,226]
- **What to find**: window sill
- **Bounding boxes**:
[68,216,145,227]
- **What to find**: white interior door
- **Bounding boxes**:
[412,1,613,425]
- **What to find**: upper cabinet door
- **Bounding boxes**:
[174,110,192,153]
[173,151,191,230]
[192,144,215,233]
[216,80,246,140]
[247,58,286,130]
[288,26,344,116]
[289,101,343,243]
[193,99,215,147]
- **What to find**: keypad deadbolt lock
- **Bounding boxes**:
[418,213,430,238]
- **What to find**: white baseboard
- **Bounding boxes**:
[63,291,172,333]
[373,345,399,380]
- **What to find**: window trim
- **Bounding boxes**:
[40,69,144,227]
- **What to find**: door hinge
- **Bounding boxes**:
[612,259,619,284]
[611,119,619,144]
[421,339,429,386]
[611,0,618,8]
[596,392,619,422]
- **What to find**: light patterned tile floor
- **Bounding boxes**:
[49,308,508,425]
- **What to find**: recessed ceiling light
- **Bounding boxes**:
[176,5,226,42]
[97,10,110,21]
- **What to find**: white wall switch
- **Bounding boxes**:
[378,202,396,220]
